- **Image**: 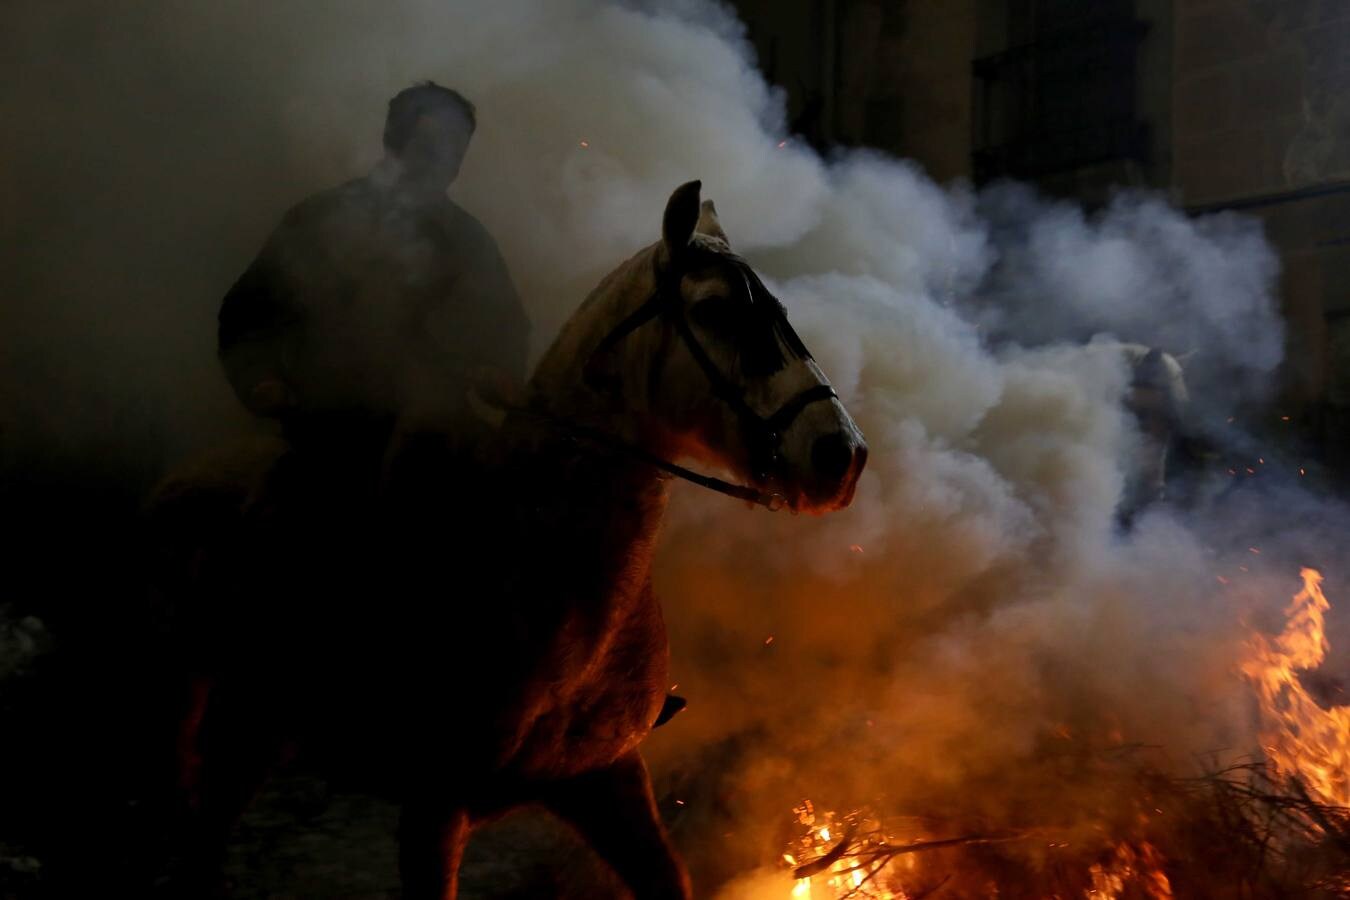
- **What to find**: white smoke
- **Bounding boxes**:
[970,182,1284,415]
[2,0,1333,892]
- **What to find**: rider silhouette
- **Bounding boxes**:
[218,82,529,504]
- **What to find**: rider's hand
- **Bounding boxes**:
[249,378,297,416]
[468,366,522,410]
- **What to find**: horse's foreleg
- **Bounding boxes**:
[543,750,691,900]
[398,800,472,900]
[167,680,282,897]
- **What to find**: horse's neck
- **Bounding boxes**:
[499,428,669,632]
[528,246,659,436]
[513,243,672,596]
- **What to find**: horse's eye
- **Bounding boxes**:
[689,296,739,334]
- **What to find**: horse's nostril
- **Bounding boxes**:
[811,432,854,483]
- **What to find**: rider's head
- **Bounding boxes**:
[383,81,477,192]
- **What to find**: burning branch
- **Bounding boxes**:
[784,802,1037,899]
[791,825,857,879]
[1165,761,1350,893]
[791,830,1027,880]
[773,567,1350,898]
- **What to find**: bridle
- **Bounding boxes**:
[569,248,838,509]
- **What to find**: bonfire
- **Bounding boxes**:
[777,569,1350,898]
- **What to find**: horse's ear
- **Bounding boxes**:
[662,180,702,261]
[696,199,730,247]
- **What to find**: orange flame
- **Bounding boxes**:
[1242,568,1350,810]
[777,567,1348,897]
[1087,841,1173,899]
[780,804,1173,899]
[784,803,908,899]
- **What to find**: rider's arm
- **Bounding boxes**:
[408,224,531,423]
[458,234,530,388]
[217,225,304,418]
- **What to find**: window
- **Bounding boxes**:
[973,0,1150,183]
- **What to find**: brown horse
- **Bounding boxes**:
[146,181,866,899]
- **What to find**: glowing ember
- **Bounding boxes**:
[1243,568,1350,811]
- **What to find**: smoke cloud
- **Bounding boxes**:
[2,0,1337,893]
[969,182,1284,415]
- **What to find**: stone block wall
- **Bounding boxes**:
[1174,1,1350,448]
[730,0,1350,458]
[1174,0,1350,204]
[860,0,978,182]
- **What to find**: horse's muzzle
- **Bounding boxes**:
[801,430,867,512]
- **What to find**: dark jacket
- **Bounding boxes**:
[218,166,529,445]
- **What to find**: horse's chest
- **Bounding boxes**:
[514,586,669,776]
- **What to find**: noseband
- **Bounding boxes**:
[584,249,839,501]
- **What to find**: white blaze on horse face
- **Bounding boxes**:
[669,268,867,513]
[765,356,867,512]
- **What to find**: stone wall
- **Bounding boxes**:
[735,0,829,144]
[841,0,978,182]
[1174,0,1350,204]
[731,0,1350,457]
[732,0,979,180]
[1173,0,1350,448]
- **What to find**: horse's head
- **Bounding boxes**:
[580,181,866,513]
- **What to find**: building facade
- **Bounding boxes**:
[733,0,1350,461]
